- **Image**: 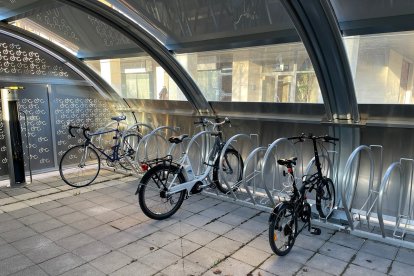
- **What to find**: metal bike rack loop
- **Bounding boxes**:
[261,138,298,207]
[218,133,258,200]
[241,146,268,205]
[341,145,376,230]
[378,161,403,238]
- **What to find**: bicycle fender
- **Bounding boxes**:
[268,202,285,223]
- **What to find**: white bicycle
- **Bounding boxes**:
[136,118,244,220]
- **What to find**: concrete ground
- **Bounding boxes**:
[0,170,412,276]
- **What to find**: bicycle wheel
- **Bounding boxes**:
[268,203,297,256]
[138,163,186,220]
[59,145,100,187]
[119,133,142,170]
[316,177,336,219]
[213,148,244,194]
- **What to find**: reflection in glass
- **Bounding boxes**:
[176,43,322,103]
[344,31,414,104]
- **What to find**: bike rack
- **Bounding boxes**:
[261,138,299,207]
[340,145,383,230]
[241,146,268,205]
[393,158,414,239]
[378,161,403,238]
[125,123,153,134]
[218,133,259,200]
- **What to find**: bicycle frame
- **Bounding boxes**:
[166,130,223,196]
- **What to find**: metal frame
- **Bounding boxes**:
[281,0,359,123]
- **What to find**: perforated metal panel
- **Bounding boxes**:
[0,97,7,176]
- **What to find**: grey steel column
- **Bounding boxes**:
[1,88,25,187]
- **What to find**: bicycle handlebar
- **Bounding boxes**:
[287,133,339,143]
[68,125,90,139]
[194,117,231,129]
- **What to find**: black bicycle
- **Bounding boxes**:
[59,116,141,187]
[268,133,338,256]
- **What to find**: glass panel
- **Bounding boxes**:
[84,56,186,100]
[120,0,295,43]
[331,0,414,22]
[344,31,414,104]
[175,43,322,103]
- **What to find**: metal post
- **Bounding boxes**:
[1,88,26,187]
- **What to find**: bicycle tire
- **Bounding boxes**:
[59,145,100,187]
[316,177,336,219]
[119,133,142,170]
[138,163,186,220]
[268,203,297,256]
[212,148,244,194]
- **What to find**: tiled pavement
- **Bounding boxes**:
[0,170,413,275]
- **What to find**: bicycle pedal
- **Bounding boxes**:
[310,227,321,235]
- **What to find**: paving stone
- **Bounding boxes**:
[69,217,104,232]
[223,227,258,243]
[139,248,181,271]
[395,247,414,265]
[9,207,39,218]
[24,243,67,264]
[182,214,213,227]
[360,240,398,260]
[0,254,34,276]
[352,251,392,273]
[43,226,80,241]
[109,216,140,230]
[18,213,52,225]
[203,220,233,235]
[163,238,201,257]
[58,211,89,224]
[249,269,276,276]
[36,188,60,196]
[56,233,96,251]
[118,239,157,259]
[162,222,198,237]
[0,219,24,233]
[318,241,356,262]
[259,255,303,275]
[199,207,229,219]
[342,264,386,276]
[184,229,218,246]
[306,253,347,275]
[57,195,85,205]
[218,213,247,226]
[286,246,314,264]
[205,236,243,256]
[94,210,124,223]
[1,202,29,213]
[329,232,365,250]
[100,231,137,249]
[0,213,14,223]
[14,192,40,201]
[208,257,254,276]
[294,234,326,252]
[61,264,105,276]
[12,234,52,253]
[30,218,65,233]
[125,222,160,239]
[247,234,275,254]
[103,200,129,210]
[39,253,85,276]
[232,245,271,267]
[8,265,48,276]
[110,261,155,276]
[46,206,76,217]
[115,205,139,216]
[0,226,37,243]
[90,251,132,274]
[186,247,225,269]
[389,261,414,276]
[0,244,19,261]
[67,200,96,211]
[296,266,334,276]
[238,219,268,234]
[162,259,206,276]
[85,224,120,240]
[72,241,112,262]
[32,201,62,212]
[89,195,114,205]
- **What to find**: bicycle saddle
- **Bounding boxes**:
[277,157,297,166]
[111,115,126,121]
[169,134,189,144]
